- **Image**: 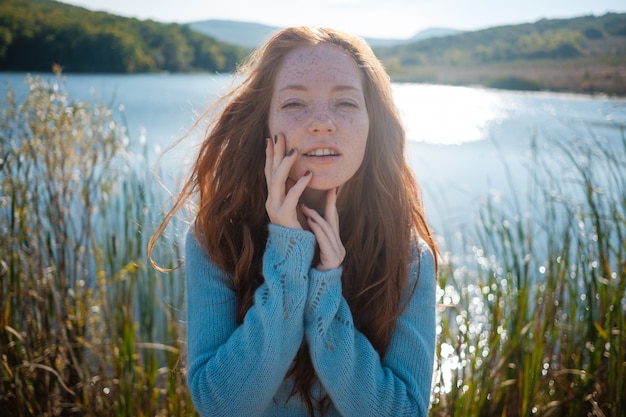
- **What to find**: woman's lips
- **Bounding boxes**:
[303,148,340,157]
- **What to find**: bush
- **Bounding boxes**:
[487,76,544,91]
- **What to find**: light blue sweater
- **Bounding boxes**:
[184,224,436,416]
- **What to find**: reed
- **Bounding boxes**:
[0,73,194,416]
[431,129,626,416]
[1,73,624,416]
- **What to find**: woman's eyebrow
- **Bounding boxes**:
[277,84,362,93]
[277,84,307,93]
[332,85,361,93]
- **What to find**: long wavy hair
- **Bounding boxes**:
[149,26,438,416]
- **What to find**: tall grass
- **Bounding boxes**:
[0,73,194,416]
[1,72,624,417]
[431,130,626,416]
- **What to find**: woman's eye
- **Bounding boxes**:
[338,100,358,108]
[282,101,303,109]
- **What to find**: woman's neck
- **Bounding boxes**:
[301,188,327,215]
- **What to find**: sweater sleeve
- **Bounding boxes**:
[304,241,437,417]
[185,224,316,416]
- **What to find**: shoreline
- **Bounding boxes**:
[386,60,626,97]
[2,67,625,98]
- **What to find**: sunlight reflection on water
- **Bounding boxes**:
[393,83,507,145]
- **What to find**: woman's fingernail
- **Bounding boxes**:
[274,134,278,144]
[304,170,311,176]
[288,148,296,156]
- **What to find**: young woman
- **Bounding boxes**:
[150,26,438,416]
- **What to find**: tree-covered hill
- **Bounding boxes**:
[375,13,626,95]
[0,0,247,73]
[377,13,626,66]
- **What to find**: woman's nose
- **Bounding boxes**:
[309,105,335,133]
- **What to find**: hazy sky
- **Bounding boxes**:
[58,0,625,38]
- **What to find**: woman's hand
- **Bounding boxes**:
[301,189,346,271]
[265,133,311,230]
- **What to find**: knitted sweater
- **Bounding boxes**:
[184,224,436,416]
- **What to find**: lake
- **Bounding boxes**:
[2,72,625,248]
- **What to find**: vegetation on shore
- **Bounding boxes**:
[0,0,246,73]
[1,73,192,415]
[430,131,626,416]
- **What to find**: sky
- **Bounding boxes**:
[58,0,626,39]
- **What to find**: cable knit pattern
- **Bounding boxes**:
[185,224,436,416]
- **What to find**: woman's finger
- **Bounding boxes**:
[301,204,334,241]
[264,137,273,191]
[284,169,311,208]
[324,187,340,231]
[265,135,310,229]
[266,135,294,196]
[302,203,345,270]
[307,217,345,271]
[272,133,286,173]
[269,147,297,197]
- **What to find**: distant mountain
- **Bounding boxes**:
[188,19,461,49]
[366,28,463,47]
[410,28,464,42]
[188,20,280,48]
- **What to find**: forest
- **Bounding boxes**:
[0,0,246,73]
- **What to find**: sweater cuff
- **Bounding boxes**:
[267,224,316,258]
[264,224,317,279]
[305,267,343,321]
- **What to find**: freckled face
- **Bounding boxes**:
[268,44,369,191]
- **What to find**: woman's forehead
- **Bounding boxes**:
[275,44,362,88]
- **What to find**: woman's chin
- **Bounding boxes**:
[306,181,339,192]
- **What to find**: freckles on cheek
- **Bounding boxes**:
[274,113,307,135]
